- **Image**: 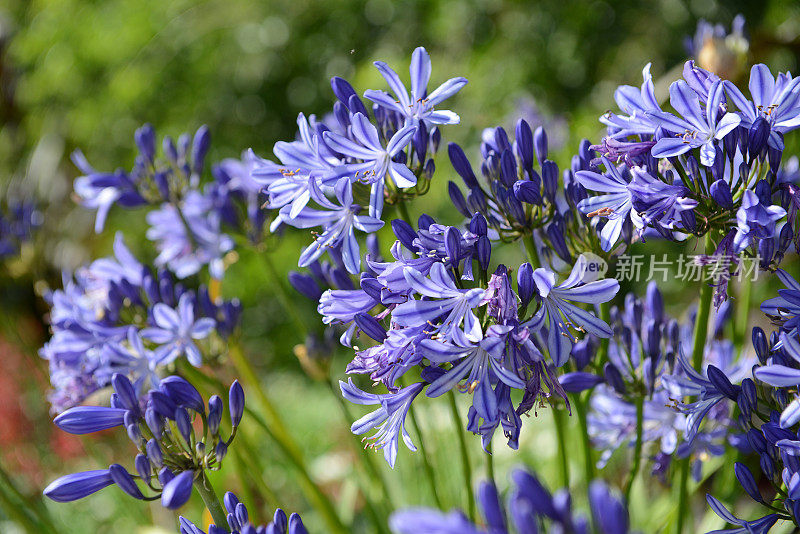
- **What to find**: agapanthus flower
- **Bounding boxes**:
[732,189,786,252]
[390,467,631,534]
[179,492,307,534]
[649,78,741,166]
[761,269,800,339]
[575,157,637,251]
[523,256,619,366]
[601,62,661,138]
[285,177,384,274]
[141,293,216,366]
[45,375,243,509]
[627,167,698,233]
[340,379,424,468]
[323,112,417,218]
[723,64,800,151]
[364,46,468,128]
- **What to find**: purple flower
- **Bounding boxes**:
[285,177,384,274]
[705,494,778,534]
[323,112,417,217]
[627,167,698,232]
[523,256,619,366]
[761,269,800,339]
[575,157,636,251]
[141,293,215,366]
[43,470,114,503]
[340,379,424,468]
[649,79,741,166]
[601,62,662,138]
[363,46,468,128]
[392,262,486,345]
[723,64,800,151]
[732,190,786,252]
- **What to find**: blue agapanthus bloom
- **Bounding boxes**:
[364,46,468,128]
[390,467,631,534]
[179,492,307,534]
[732,190,786,252]
[40,233,240,412]
[761,269,800,339]
[601,62,661,138]
[522,256,618,366]
[649,79,741,166]
[45,375,243,510]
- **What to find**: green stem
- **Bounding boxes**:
[194,471,229,531]
[407,404,444,509]
[572,393,595,483]
[485,441,495,488]
[228,345,347,533]
[677,233,715,534]
[258,250,309,338]
[551,403,569,488]
[625,396,644,501]
[448,391,475,521]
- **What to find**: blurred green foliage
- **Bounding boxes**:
[2,0,800,532]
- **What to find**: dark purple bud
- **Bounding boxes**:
[467,187,488,214]
[274,508,289,531]
[517,263,534,308]
[746,429,767,454]
[541,161,558,201]
[423,159,435,180]
[161,471,194,510]
[759,454,774,479]
[737,125,749,156]
[430,127,441,154]
[330,77,357,106]
[289,513,309,534]
[145,406,163,437]
[571,338,593,370]
[109,464,144,500]
[710,180,734,209]
[161,376,204,413]
[680,210,697,232]
[146,439,163,468]
[768,142,783,171]
[354,313,387,342]
[737,391,752,419]
[588,481,629,534]
[748,117,770,160]
[684,155,700,184]
[112,374,138,413]
[43,470,114,503]
[752,327,768,363]
[513,180,542,205]
[546,221,571,262]
[477,482,505,531]
[711,145,725,181]
[191,126,211,175]
[224,492,241,515]
[288,271,322,301]
[741,378,757,408]
[174,408,192,444]
[208,395,223,436]
[494,127,511,152]
[229,380,245,428]
[448,143,478,188]
[444,227,462,265]
[448,181,471,218]
[158,467,174,487]
[579,139,594,168]
[477,236,491,271]
[759,238,774,269]
[667,319,680,351]
[723,126,738,159]
[470,213,488,237]
[644,319,661,359]
[534,126,548,164]
[707,365,739,401]
[603,363,626,395]
[333,101,350,129]
[135,454,151,482]
[235,501,249,526]
[215,441,228,461]
[153,170,170,200]
[135,124,156,163]
[418,213,436,230]
[560,372,603,393]
[149,390,178,420]
[515,119,534,169]
[347,94,369,117]
[54,406,127,435]
[754,180,772,206]
[126,422,142,444]
[645,281,664,324]
[413,122,428,163]
[391,219,418,252]
[500,150,518,187]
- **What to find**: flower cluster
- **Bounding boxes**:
[179,492,307,534]
[248,46,464,274]
[44,374,243,510]
[390,466,631,534]
[40,233,240,413]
